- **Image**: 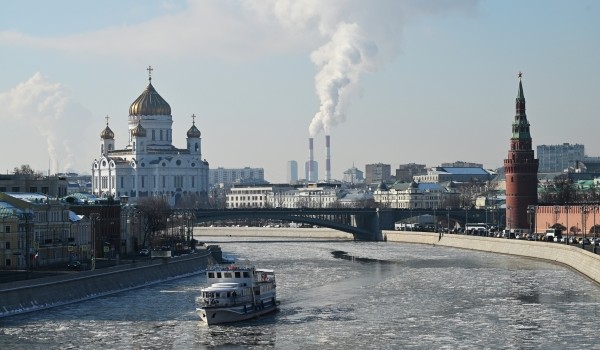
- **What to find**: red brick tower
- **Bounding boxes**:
[504,73,539,232]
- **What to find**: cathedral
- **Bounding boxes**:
[91,67,209,206]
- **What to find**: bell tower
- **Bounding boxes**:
[503,73,539,232]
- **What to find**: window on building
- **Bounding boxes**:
[5,259,10,267]
[30,187,37,192]
[5,241,10,249]
[152,129,156,141]
[4,226,10,233]
[12,187,19,192]
[160,130,163,141]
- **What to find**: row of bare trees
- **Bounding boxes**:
[540,174,600,204]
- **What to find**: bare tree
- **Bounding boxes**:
[137,197,171,248]
[540,174,577,204]
[13,164,44,178]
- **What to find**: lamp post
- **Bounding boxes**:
[594,205,598,254]
[507,205,512,239]
[565,205,570,245]
[527,205,534,239]
[582,205,589,250]
[90,213,100,271]
[553,205,560,234]
[433,206,437,233]
[447,207,451,234]
[463,206,468,234]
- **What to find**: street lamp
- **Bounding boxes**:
[527,205,535,239]
[507,205,512,239]
[447,207,451,234]
[90,213,100,271]
[582,205,589,250]
[565,205,570,245]
[594,205,598,254]
[463,206,468,234]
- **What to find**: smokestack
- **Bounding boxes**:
[308,137,314,181]
[325,135,331,181]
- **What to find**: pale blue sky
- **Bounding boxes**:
[1,0,598,183]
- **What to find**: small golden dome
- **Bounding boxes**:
[100,117,114,139]
[132,121,147,137]
[187,123,201,138]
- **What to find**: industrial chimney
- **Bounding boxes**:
[325,135,331,181]
[308,137,314,181]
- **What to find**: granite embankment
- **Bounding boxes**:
[385,230,600,285]
[194,226,354,239]
[197,227,600,285]
[0,249,217,318]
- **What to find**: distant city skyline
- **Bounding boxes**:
[1,1,599,183]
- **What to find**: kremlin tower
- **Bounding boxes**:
[503,73,539,232]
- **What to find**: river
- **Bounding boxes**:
[1,236,600,349]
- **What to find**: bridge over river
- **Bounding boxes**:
[190,208,493,241]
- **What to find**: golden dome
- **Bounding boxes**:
[129,82,171,116]
[100,120,114,139]
[187,122,201,138]
[132,121,147,137]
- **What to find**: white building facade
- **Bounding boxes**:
[373,181,459,209]
[91,68,209,206]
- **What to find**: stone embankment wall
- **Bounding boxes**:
[0,250,213,318]
[385,231,600,285]
[194,227,354,239]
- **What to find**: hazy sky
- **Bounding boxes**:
[1,0,598,183]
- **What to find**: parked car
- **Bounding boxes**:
[67,261,81,269]
[139,248,151,256]
[579,237,591,245]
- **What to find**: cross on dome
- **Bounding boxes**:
[105,115,110,125]
[147,65,153,82]
[191,113,196,125]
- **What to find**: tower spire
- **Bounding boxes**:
[504,73,538,232]
[512,71,530,139]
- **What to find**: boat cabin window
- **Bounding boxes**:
[243,272,250,278]
[224,272,232,278]
[208,272,215,278]
[216,272,222,278]
[235,272,241,278]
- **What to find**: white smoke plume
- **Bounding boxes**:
[309,21,378,136]
[244,0,477,137]
[0,73,93,174]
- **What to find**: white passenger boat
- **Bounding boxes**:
[196,265,278,325]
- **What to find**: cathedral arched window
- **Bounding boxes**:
[152,130,156,141]
[160,130,163,141]
[133,142,136,151]
[101,144,104,154]
[195,142,199,152]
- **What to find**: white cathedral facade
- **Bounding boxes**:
[91,68,209,206]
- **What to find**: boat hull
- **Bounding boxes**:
[197,301,278,325]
